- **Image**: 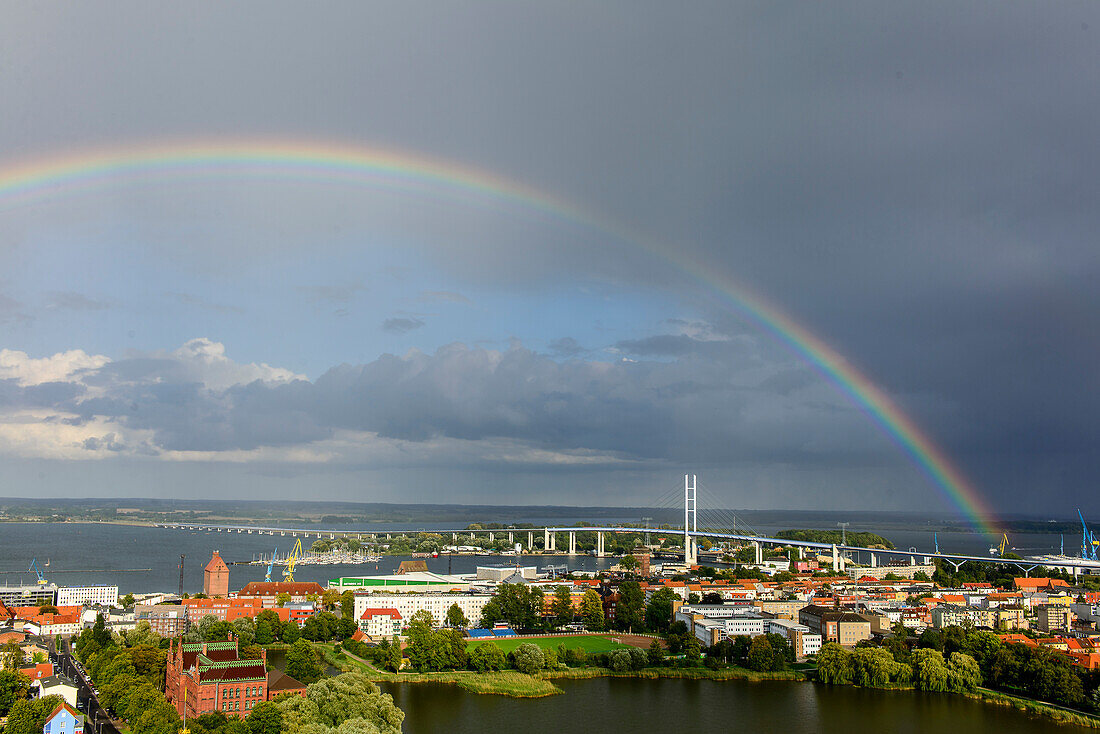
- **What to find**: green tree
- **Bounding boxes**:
[276,592,291,607]
[0,670,30,716]
[4,695,64,734]
[282,621,301,644]
[947,651,982,692]
[255,619,275,645]
[644,587,676,632]
[551,587,574,628]
[478,584,544,631]
[816,643,853,684]
[913,648,951,692]
[581,588,605,631]
[469,642,507,672]
[245,700,284,734]
[286,639,323,684]
[614,581,644,632]
[446,603,469,629]
[386,636,402,672]
[274,671,403,734]
[232,616,256,647]
[0,642,22,670]
[511,643,545,675]
[647,639,665,667]
[339,591,355,620]
[119,593,136,607]
[746,635,776,672]
[620,555,639,574]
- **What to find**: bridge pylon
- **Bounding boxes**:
[684,474,697,565]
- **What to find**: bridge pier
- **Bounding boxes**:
[453,533,457,543]
[508,531,514,544]
[831,544,846,572]
[528,531,534,550]
[870,553,877,567]
[753,541,763,565]
[489,532,494,543]
[569,531,576,555]
[544,529,555,552]
[596,531,605,557]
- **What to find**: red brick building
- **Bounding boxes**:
[204,551,230,598]
[166,635,301,718]
[236,582,324,607]
[182,597,264,623]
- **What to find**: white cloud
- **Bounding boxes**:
[0,348,110,386]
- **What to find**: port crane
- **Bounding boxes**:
[28,558,48,586]
[1080,510,1099,561]
[265,547,278,582]
[283,538,303,582]
[989,533,1010,557]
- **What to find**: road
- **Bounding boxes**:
[49,641,120,734]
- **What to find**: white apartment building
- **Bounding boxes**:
[767,618,822,658]
[57,585,119,607]
[358,608,403,638]
[724,616,767,638]
[353,592,493,628]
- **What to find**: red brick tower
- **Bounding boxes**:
[204,551,230,598]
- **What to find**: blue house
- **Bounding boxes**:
[42,701,84,734]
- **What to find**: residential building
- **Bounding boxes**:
[136,604,189,637]
[236,582,325,607]
[23,611,82,637]
[845,563,935,581]
[756,600,806,620]
[204,552,230,598]
[57,586,119,607]
[1036,604,1075,633]
[18,662,53,681]
[799,605,872,646]
[358,608,403,638]
[352,592,492,628]
[995,606,1028,630]
[182,598,264,623]
[767,618,822,658]
[33,675,80,708]
[42,700,84,734]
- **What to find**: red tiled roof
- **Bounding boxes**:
[205,551,230,573]
[238,582,324,596]
[198,662,267,683]
[360,608,402,620]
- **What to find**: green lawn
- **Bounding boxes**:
[466,635,632,655]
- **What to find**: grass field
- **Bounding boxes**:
[466,635,633,655]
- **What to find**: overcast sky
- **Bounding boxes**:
[0,2,1097,520]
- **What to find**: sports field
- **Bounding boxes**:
[466,635,633,655]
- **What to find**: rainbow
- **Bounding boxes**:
[0,139,999,535]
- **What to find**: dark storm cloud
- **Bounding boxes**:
[43,340,893,469]
[1,2,1098,508]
